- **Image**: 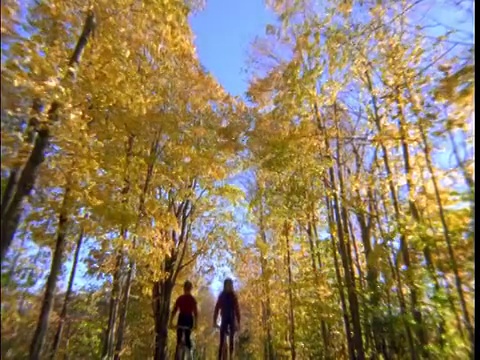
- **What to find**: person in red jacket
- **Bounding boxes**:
[213,278,240,359]
[170,280,198,357]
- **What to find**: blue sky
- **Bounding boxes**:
[189,0,275,294]
[188,0,473,99]
[190,0,276,97]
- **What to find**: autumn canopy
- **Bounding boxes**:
[0,0,474,359]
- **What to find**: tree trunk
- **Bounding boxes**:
[347,218,373,354]
[445,122,474,191]
[349,137,376,359]
[313,102,355,360]
[258,192,275,360]
[0,11,95,262]
[261,297,274,360]
[334,182,365,360]
[4,231,27,288]
[1,99,43,221]
[1,169,19,219]
[101,251,124,359]
[417,116,474,350]
[102,135,135,359]
[114,135,157,359]
[374,188,417,360]
[325,197,355,360]
[0,10,95,263]
[405,83,472,347]
[283,221,296,360]
[396,95,430,352]
[422,244,448,346]
[113,258,134,360]
[63,321,72,360]
[336,170,365,360]
[1,128,49,264]
[150,180,194,360]
[306,218,330,357]
[153,277,174,360]
[361,187,384,357]
[50,227,84,359]
[19,249,43,315]
[315,102,365,360]
[364,71,422,357]
[347,220,365,291]
[29,186,71,360]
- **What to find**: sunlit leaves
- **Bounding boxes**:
[0,0,474,358]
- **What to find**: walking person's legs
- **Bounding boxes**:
[228,325,235,359]
[228,326,235,359]
[185,329,192,360]
[218,324,226,360]
[175,328,183,360]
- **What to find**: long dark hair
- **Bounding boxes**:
[223,278,234,292]
[221,278,238,302]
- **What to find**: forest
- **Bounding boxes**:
[0,0,474,359]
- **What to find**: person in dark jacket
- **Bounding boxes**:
[213,278,241,359]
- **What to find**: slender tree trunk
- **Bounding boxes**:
[347,220,365,291]
[114,135,158,359]
[50,227,84,359]
[386,250,407,357]
[29,186,71,360]
[315,102,365,360]
[445,119,474,191]
[405,86,472,344]
[153,277,174,360]
[306,217,330,358]
[4,231,27,288]
[335,178,365,360]
[417,117,474,350]
[435,265,464,338]
[422,244,448,345]
[364,71,422,357]
[1,99,43,220]
[310,212,324,271]
[446,123,475,240]
[313,102,355,360]
[1,169,19,219]
[357,189,382,354]
[374,189,417,360]
[102,135,135,359]
[0,10,95,263]
[63,321,72,360]
[383,273,394,360]
[150,183,194,360]
[347,218,373,355]
[113,259,133,360]
[325,196,355,360]
[1,128,49,264]
[258,191,274,360]
[350,142,381,356]
[19,249,43,315]
[283,221,296,360]
[102,251,124,360]
[396,95,430,351]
